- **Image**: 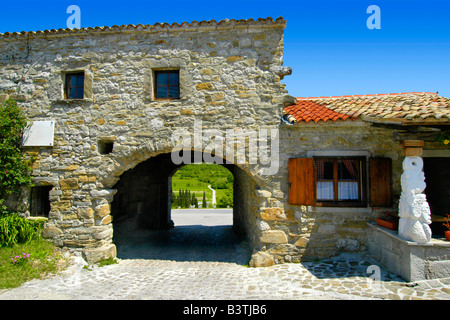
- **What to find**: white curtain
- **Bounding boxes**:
[316,159,360,201]
[317,182,334,200]
[317,181,359,200]
[338,181,359,200]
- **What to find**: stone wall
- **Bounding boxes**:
[273,121,405,262]
[0,18,291,263]
[367,222,450,281]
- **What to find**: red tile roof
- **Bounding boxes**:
[284,100,352,123]
[283,92,450,125]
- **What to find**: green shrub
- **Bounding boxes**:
[217,189,233,208]
[0,99,34,202]
[0,214,44,247]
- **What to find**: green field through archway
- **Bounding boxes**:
[171,163,233,209]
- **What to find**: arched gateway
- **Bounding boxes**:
[109,151,259,261]
[78,143,278,264]
[110,151,254,235]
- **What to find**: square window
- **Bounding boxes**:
[154,70,180,99]
[98,140,114,155]
[65,72,85,99]
[30,186,52,217]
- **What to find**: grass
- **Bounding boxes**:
[0,239,70,289]
[172,163,234,207]
[172,177,213,199]
[98,257,118,267]
[172,177,232,207]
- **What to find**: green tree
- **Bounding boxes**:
[185,189,190,208]
[217,189,233,208]
[0,100,34,215]
[171,192,178,208]
[191,192,198,208]
[194,195,199,208]
[202,191,206,208]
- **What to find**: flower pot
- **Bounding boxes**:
[445,231,450,241]
[376,218,398,231]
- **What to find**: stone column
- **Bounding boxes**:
[82,189,117,264]
[398,140,432,244]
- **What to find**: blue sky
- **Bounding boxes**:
[1,0,449,97]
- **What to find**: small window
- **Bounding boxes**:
[65,72,85,99]
[98,140,114,155]
[315,157,366,206]
[30,186,52,217]
[154,70,180,99]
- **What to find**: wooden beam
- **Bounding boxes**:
[402,140,424,147]
[393,131,440,141]
[401,140,424,156]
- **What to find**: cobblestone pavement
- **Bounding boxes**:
[0,252,449,300]
[0,210,449,300]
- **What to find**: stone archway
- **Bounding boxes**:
[103,150,262,262]
[75,132,283,265]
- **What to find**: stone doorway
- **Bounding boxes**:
[423,157,450,236]
[110,151,256,264]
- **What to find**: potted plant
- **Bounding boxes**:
[437,132,450,147]
[443,214,450,241]
[376,212,399,231]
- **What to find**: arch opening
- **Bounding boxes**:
[169,162,233,226]
[110,151,256,264]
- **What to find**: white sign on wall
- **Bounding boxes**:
[22,121,55,147]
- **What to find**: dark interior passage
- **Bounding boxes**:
[423,157,450,236]
[111,153,177,230]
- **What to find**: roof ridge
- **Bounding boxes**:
[297,92,439,100]
[0,16,286,37]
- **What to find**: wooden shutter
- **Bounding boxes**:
[288,158,315,205]
[369,158,392,207]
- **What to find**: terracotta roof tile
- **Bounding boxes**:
[283,100,352,123]
[0,17,286,38]
[283,92,450,125]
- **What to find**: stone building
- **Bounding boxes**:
[282,93,450,280]
[0,17,449,277]
[0,17,293,264]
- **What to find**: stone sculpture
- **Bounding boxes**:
[398,156,432,243]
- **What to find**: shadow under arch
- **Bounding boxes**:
[110,150,258,264]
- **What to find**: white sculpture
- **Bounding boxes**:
[398,156,432,243]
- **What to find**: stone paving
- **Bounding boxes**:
[0,210,449,300]
[0,252,449,300]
